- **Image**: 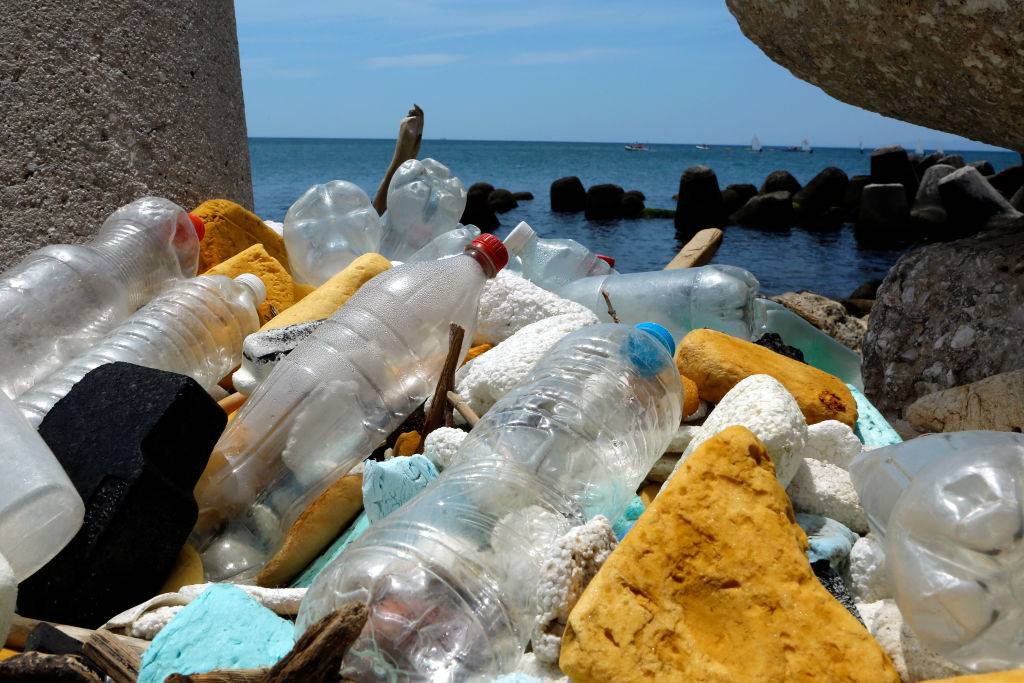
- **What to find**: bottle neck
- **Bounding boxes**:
[464,245,499,278]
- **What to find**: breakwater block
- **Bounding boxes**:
[17,362,226,627]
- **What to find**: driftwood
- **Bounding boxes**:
[263,601,368,682]
[664,227,723,269]
[446,390,480,427]
[0,651,104,682]
[6,616,148,658]
[82,631,139,683]
[372,105,424,214]
[600,289,620,323]
[165,670,266,683]
[422,324,465,435]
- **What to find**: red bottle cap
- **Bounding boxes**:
[467,234,509,276]
[596,254,616,268]
[188,213,206,241]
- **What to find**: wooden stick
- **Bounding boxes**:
[82,631,139,683]
[664,227,723,270]
[372,105,424,215]
[0,651,103,683]
[263,602,367,682]
[601,289,620,323]
[218,392,246,415]
[6,615,149,657]
[423,324,465,435]
[446,390,479,427]
[165,670,266,683]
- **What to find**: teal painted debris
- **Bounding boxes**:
[612,495,645,540]
[362,453,439,523]
[848,384,902,448]
[796,513,858,569]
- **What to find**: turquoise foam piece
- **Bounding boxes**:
[612,495,645,540]
[491,674,542,683]
[292,511,370,588]
[848,384,903,448]
[363,454,438,523]
[138,584,293,683]
[796,513,858,569]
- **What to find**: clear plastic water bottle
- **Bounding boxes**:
[0,197,203,399]
[759,299,864,389]
[17,275,265,427]
[378,159,467,262]
[502,221,616,292]
[557,265,763,342]
[193,235,509,582]
[850,432,1024,671]
[0,391,85,581]
[296,323,682,681]
[283,180,383,286]
[405,225,480,263]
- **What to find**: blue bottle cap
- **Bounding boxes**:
[635,322,675,356]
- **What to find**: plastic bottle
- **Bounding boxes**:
[850,432,1024,671]
[502,221,616,292]
[0,197,202,399]
[557,265,763,342]
[296,323,682,681]
[17,275,265,427]
[759,299,864,389]
[378,159,467,262]
[193,235,509,582]
[405,225,480,263]
[0,391,85,581]
[283,180,383,286]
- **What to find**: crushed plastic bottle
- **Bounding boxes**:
[759,299,864,389]
[17,275,265,427]
[557,265,763,342]
[405,225,481,263]
[0,391,84,581]
[378,159,467,262]
[502,221,616,292]
[283,180,383,286]
[0,197,202,399]
[193,235,508,582]
[296,323,682,681]
[850,432,1024,671]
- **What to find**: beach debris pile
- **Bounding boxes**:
[0,152,1021,683]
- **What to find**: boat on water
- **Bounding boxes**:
[751,135,762,153]
[624,142,649,152]
[696,143,711,150]
[784,138,813,153]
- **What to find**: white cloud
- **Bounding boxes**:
[366,53,465,68]
[509,48,624,66]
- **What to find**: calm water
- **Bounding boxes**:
[250,138,1018,298]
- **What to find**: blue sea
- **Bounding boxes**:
[250,138,1018,299]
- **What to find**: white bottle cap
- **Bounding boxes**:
[502,221,535,255]
[234,274,267,305]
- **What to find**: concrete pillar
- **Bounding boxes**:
[0,0,253,270]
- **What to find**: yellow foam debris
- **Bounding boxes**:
[393,431,423,456]
[193,199,290,273]
[204,243,294,325]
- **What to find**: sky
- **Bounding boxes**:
[235,0,1004,151]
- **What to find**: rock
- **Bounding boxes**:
[849,279,882,300]
[671,374,808,488]
[937,154,966,168]
[841,298,874,317]
[511,191,534,201]
[420,426,467,470]
[760,169,802,195]
[843,174,871,210]
[771,291,867,351]
[204,243,294,326]
[721,183,758,217]
[362,454,438,523]
[786,456,868,534]
[559,426,899,683]
[855,183,909,244]
[584,183,625,220]
[138,584,293,683]
[909,164,956,232]
[923,672,1024,683]
[0,1,251,272]
[987,165,1024,200]
[858,599,970,682]
[0,555,13,647]
[488,188,518,214]
[796,513,858,570]
[793,166,849,223]
[194,199,289,274]
[812,560,861,623]
[937,165,1023,233]
[905,369,1024,433]
[724,2,1024,151]
[845,534,890,603]
[870,146,919,202]
[619,190,645,218]
[550,176,586,213]
[18,363,225,627]
[754,332,805,363]
[674,165,724,238]
[729,190,793,228]
[970,160,995,176]
[1014,185,1024,213]
[915,151,943,177]
[677,328,858,427]
[461,182,500,231]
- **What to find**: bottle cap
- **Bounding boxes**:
[467,234,509,276]
[234,273,267,305]
[501,222,535,255]
[188,213,206,241]
[635,322,675,356]
[596,254,616,268]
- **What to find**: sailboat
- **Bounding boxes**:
[859,139,864,155]
[915,140,924,156]
[801,137,812,154]
[751,135,762,153]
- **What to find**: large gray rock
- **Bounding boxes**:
[770,290,867,351]
[726,1,1024,151]
[905,370,1024,433]
[862,227,1024,416]
[0,0,252,271]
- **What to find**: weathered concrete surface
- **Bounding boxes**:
[726,1,1024,151]
[0,0,252,271]
[862,227,1024,417]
